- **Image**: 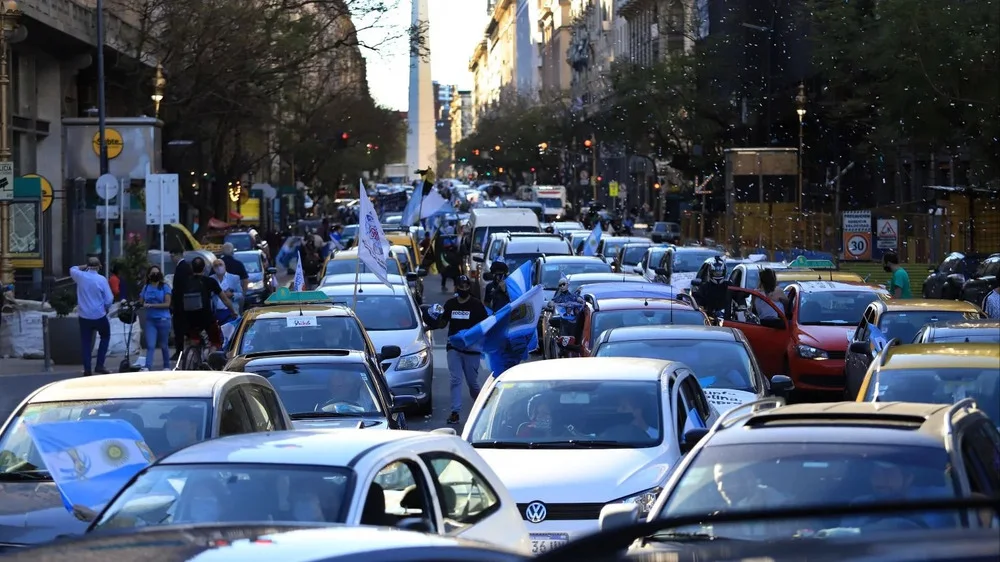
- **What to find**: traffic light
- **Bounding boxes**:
[498,167,505,174]
[583,139,593,149]
[530,167,536,173]
[494,145,501,151]
[473,149,481,157]
[654,182,662,190]
[538,142,548,155]
[336,132,350,148]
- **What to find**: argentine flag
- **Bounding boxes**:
[449,284,545,377]
[401,185,424,226]
[27,419,155,511]
[505,260,533,301]
[583,222,602,256]
[293,249,306,291]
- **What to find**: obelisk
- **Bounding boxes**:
[406,0,436,182]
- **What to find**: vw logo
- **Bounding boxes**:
[524,501,547,523]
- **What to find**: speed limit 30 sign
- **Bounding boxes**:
[843,232,872,260]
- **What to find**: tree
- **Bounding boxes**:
[806,0,1000,184]
[113,0,415,218]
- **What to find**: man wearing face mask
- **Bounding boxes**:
[210,259,243,323]
[483,261,510,312]
[428,275,489,425]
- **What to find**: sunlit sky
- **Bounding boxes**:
[356,0,488,111]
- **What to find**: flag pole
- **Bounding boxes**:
[352,252,361,309]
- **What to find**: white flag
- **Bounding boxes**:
[293,249,305,291]
[357,180,392,287]
[420,189,448,219]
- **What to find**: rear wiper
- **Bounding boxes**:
[0,471,51,481]
[290,412,369,419]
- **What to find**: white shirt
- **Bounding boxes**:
[212,273,242,312]
[69,266,114,320]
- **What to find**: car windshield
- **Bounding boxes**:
[798,291,883,326]
[235,254,262,274]
[328,295,417,331]
[878,311,982,344]
[601,240,630,258]
[620,245,651,265]
[538,197,562,209]
[595,340,755,393]
[0,399,211,478]
[325,258,401,276]
[868,368,999,424]
[469,380,663,448]
[657,443,959,540]
[567,277,636,293]
[245,363,383,417]
[591,309,708,340]
[647,247,669,267]
[342,225,358,240]
[238,317,365,354]
[674,251,722,273]
[92,464,353,530]
[224,233,254,251]
[541,262,612,289]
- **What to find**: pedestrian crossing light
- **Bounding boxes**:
[584,139,593,148]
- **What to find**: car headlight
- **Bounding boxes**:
[611,487,662,518]
[396,349,430,371]
[796,344,829,359]
[247,280,264,291]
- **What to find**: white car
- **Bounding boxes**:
[87,429,532,555]
[318,282,435,415]
[726,260,790,290]
[0,371,293,548]
[320,272,411,292]
[461,357,719,551]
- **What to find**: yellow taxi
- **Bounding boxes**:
[219,289,398,366]
[383,226,420,265]
[855,342,999,424]
[775,268,865,288]
[844,299,987,398]
[319,247,405,280]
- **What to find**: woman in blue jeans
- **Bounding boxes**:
[139,265,172,370]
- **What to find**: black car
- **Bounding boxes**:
[224,350,414,430]
[960,254,1000,308]
[649,221,681,244]
[923,252,999,299]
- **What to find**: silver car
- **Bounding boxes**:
[318,282,434,415]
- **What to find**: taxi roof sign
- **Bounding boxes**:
[264,287,331,305]
[787,256,836,270]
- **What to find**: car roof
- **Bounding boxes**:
[883,343,1000,370]
[604,325,740,342]
[601,236,645,243]
[582,283,681,300]
[537,255,607,265]
[322,273,406,285]
[233,250,262,257]
[567,272,643,281]
[31,371,250,402]
[160,429,459,466]
[792,280,888,293]
[499,357,681,382]
[228,351,369,372]
[247,305,354,319]
[591,297,696,311]
[320,283,407,297]
[881,299,984,313]
[673,246,722,254]
[738,261,790,270]
[504,238,570,252]
[708,402,961,448]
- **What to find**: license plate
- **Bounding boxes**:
[530,533,568,553]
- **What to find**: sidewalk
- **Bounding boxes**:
[0,357,81,376]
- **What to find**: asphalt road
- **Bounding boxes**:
[0,273,498,434]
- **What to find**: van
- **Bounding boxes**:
[466,208,541,288]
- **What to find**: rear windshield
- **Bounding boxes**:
[620,245,651,265]
[674,250,722,273]
[879,311,983,344]
[326,258,401,276]
[473,226,539,252]
[591,309,707,340]
[238,316,365,354]
[540,262,613,289]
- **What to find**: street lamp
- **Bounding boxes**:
[0,0,22,286]
[795,83,806,215]
[151,64,166,117]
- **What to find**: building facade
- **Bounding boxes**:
[565,0,623,115]
[536,0,574,99]
[449,90,472,175]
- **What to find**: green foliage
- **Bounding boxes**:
[806,0,1000,179]
[112,234,150,294]
[50,289,77,318]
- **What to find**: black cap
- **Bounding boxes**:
[456,275,471,286]
[490,261,509,274]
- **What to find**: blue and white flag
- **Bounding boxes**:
[221,317,240,348]
[293,249,306,291]
[401,185,424,226]
[449,284,545,377]
[27,419,155,511]
[583,222,602,256]
[506,260,533,301]
[276,237,302,269]
[683,406,706,433]
[357,180,392,288]
[420,189,449,219]
[870,323,888,352]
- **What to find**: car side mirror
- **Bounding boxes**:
[849,341,869,354]
[598,503,639,532]
[266,267,277,275]
[680,428,710,454]
[379,345,402,361]
[770,374,795,397]
[472,255,484,263]
[391,394,419,412]
[417,268,428,277]
[207,351,228,371]
[406,272,418,282]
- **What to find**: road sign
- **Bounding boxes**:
[843,232,872,260]
[842,210,871,233]
[145,173,180,225]
[0,161,13,201]
[608,181,619,197]
[96,174,119,200]
[876,218,898,250]
[96,205,120,220]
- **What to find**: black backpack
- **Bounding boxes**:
[181,275,211,312]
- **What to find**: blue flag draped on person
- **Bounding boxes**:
[357,180,392,288]
[293,249,306,291]
[26,419,155,511]
[448,284,545,377]
[583,222,602,256]
[276,236,302,269]
[401,184,424,226]
[505,260,533,301]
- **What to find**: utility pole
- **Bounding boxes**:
[591,133,598,203]
[832,162,854,255]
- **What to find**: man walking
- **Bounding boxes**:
[69,257,114,375]
[984,278,1000,319]
[429,275,489,425]
[220,243,249,293]
[882,251,912,299]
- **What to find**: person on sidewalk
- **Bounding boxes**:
[210,259,243,323]
[169,248,193,360]
[429,275,489,425]
[69,257,114,376]
[882,251,912,299]
[139,265,172,371]
[220,243,249,294]
[984,278,1000,319]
